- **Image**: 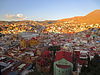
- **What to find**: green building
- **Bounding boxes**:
[54,51,73,75]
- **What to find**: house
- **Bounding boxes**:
[29,37,39,47]
[20,39,27,48]
[41,50,51,58]
[19,32,39,48]
[36,57,51,73]
[20,37,39,48]
[54,51,73,75]
[36,51,52,73]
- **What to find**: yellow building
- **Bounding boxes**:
[19,32,40,48]
[20,39,27,48]
[20,38,39,48]
[29,39,39,47]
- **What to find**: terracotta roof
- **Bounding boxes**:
[41,51,51,59]
[86,34,90,37]
[55,51,72,62]
[42,51,51,56]
[74,50,80,56]
[31,37,36,40]
[37,58,45,64]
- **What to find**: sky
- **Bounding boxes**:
[0,0,100,21]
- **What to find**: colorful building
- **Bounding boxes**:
[54,51,73,75]
[36,51,52,73]
[20,39,27,48]
[19,32,39,48]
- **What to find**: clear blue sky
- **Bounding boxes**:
[0,0,100,21]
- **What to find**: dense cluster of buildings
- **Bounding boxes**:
[0,21,100,34]
[0,21,45,34]
[43,22,100,33]
[0,21,100,75]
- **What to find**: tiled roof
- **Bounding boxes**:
[55,51,72,62]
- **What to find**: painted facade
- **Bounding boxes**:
[54,51,73,75]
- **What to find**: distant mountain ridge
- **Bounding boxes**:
[0,9,100,24]
[0,10,100,34]
[59,9,100,24]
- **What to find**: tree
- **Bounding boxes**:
[48,45,60,56]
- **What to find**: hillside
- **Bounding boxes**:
[59,9,100,24]
[0,10,100,34]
